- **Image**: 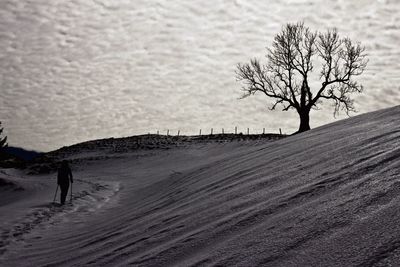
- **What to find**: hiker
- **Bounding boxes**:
[57,160,73,205]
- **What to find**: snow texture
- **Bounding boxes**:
[1,106,400,266]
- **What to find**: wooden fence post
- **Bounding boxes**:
[235,126,237,135]
[199,129,201,136]
[167,129,169,136]
[247,128,249,135]
[177,130,180,136]
[222,128,224,134]
[279,128,282,135]
[263,128,265,134]
[211,128,213,135]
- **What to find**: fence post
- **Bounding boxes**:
[263,128,265,134]
[235,126,237,135]
[247,128,249,135]
[177,130,180,136]
[167,129,169,136]
[157,130,159,135]
[222,128,224,135]
[279,128,282,135]
[199,129,201,136]
[211,128,213,135]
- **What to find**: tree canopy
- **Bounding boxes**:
[0,122,7,149]
[236,22,368,132]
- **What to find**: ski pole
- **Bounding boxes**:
[53,185,59,203]
[70,182,73,202]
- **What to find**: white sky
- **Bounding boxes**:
[1,0,399,151]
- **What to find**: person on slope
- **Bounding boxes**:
[57,160,73,205]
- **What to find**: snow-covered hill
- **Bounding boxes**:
[1,106,400,266]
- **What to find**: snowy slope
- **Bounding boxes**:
[1,106,400,266]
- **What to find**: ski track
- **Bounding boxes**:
[0,179,120,261]
[1,106,400,266]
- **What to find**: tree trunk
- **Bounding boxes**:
[297,110,310,133]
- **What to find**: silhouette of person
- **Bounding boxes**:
[57,160,73,205]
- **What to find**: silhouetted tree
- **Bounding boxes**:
[236,22,368,133]
[0,122,7,149]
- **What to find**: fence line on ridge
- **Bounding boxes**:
[151,127,285,136]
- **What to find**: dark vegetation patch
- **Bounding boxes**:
[0,178,23,191]
[0,146,42,169]
[0,177,14,187]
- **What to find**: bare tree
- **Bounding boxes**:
[0,122,7,149]
[236,22,368,133]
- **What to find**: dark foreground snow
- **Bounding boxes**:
[1,106,400,266]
